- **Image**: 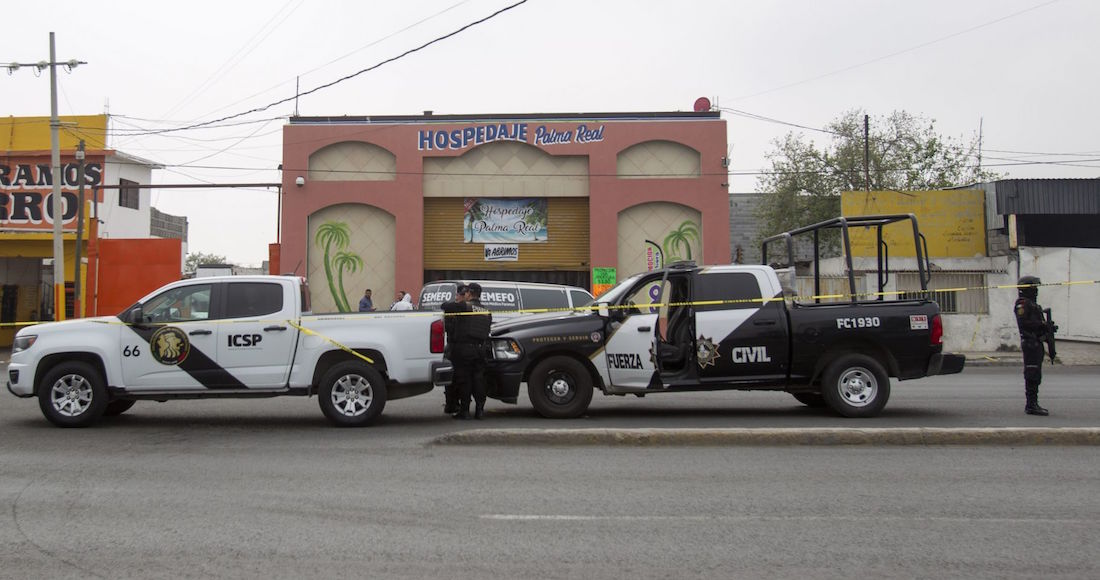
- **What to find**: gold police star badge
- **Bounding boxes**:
[696,335,720,368]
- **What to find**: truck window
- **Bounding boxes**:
[569,289,593,309]
[695,272,762,311]
[225,283,284,318]
[144,285,212,322]
[518,287,566,312]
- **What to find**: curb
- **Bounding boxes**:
[430,427,1100,446]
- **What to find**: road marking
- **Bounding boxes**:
[482,514,1097,524]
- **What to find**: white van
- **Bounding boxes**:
[418,280,593,319]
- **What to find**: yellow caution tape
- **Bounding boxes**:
[1,279,1094,327]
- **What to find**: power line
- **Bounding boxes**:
[719,107,840,136]
[116,0,530,137]
[162,0,305,120]
[730,0,1061,102]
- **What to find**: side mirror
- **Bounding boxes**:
[597,302,610,318]
[130,305,145,325]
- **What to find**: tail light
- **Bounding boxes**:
[930,314,943,345]
[430,318,445,353]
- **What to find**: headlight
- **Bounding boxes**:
[491,339,522,361]
[12,334,37,353]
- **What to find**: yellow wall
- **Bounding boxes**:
[1,114,108,150]
[841,190,986,258]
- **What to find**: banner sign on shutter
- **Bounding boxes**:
[484,244,519,261]
[464,198,547,243]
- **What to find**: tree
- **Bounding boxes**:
[185,251,227,274]
[755,110,998,243]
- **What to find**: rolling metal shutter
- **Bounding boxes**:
[423,197,590,271]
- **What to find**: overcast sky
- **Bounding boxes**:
[6,0,1097,267]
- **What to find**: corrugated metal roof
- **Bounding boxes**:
[987,178,1100,215]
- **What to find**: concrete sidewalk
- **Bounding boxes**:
[960,340,1100,367]
[432,427,1100,446]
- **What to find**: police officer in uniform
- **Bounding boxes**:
[441,284,468,415]
[1014,275,1054,416]
[441,282,492,419]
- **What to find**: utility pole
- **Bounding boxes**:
[863,114,871,192]
[74,140,86,318]
[5,33,86,320]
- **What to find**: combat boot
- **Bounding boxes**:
[1025,401,1049,416]
[474,401,485,420]
[1025,386,1049,416]
[453,402,470,420]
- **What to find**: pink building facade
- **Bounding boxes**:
[279,111,728,312]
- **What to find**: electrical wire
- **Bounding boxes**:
[162,0,305,120]
[115,0,530,137]
[730,0,1062,102]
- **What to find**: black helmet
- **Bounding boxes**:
[1018,275,1040,300]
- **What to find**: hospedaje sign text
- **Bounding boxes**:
[418,123,605,151]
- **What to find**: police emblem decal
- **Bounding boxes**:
[150,326,191,365]
[696,335,720,369]
[590,331,601,343]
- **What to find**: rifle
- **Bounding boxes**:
[1043,308,1058,364]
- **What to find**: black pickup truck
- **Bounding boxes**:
[483,214,965,418]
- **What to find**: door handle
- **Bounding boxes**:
[638,326,652,332]
[188,329,212,336]
[264,325,288,331]
[753,320,776,326]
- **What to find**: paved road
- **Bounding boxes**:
[1,367,1098,578]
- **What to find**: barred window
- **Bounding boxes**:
[896,273,988,314]
[119,178,140,210]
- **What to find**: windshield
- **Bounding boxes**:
[593,273,645,305]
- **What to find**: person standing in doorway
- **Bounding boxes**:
[1014,275,1056,416]
[441,284,468,415]
[358,288,375,312]
[441,282,492,419]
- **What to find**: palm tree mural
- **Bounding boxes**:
[662,220,701,262]
[314,221,356,312]
[464,199,487,243]
[332,251,363,312]
[523,199,548,241]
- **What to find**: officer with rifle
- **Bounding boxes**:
[1014,275,1058,416]
[441,282,492,419]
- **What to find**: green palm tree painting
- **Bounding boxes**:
[315,221,362,312]
[662,220,701,262]
[464,199,486,243]
[523,199,548,241]
[332,251,363,312]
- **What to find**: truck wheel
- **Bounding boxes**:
[38,362,108,428]
[821,354,890,418]
[103,399,136,416]
[791,392,826,408]
[318,361,387,427]
[527,356,593,419]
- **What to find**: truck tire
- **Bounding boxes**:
[527,356,593,419]
[791,392,826,408]
[318,361,388,427]
[103,399,137,416]
[821,354,890,418]
[38,361,108,428]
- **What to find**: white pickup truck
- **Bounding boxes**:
[6,275,452,427]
